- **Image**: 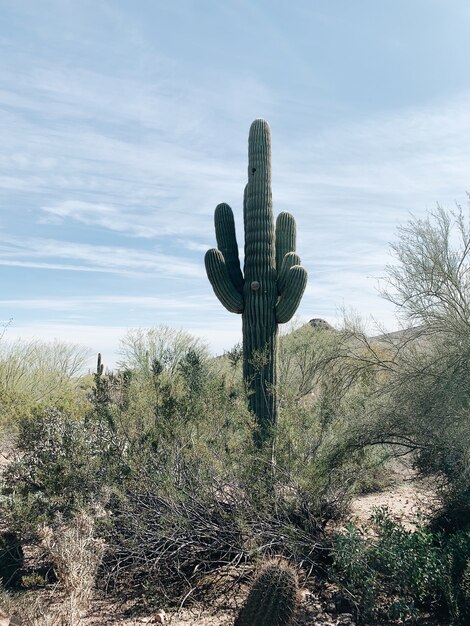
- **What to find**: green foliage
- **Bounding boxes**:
[334,207,470,525]
[460,560,470,621]
[0,406,125,532]
[234,562,298,626]
[273,322,386,518]
[332,507,470,623]
[0,338,90,429]
[118,326,207,375]
[205,119,307,448]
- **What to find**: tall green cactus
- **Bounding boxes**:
[205,119,307,447]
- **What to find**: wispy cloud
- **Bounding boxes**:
[0,295,214,311]
[2,1,470,366]
[0,236,203,278]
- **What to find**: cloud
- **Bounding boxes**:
[0,295,214,311]
[2,32,470,360]
[0,235,204,278]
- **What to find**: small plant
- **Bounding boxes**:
[332,508,443,622]
[234,561,298,626]
[443,530,470,622]
[1,405,125,531]
[460,560,470,620]
[40,511,105,624]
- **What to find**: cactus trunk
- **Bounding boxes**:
[243,121,278,446]
[205,119,307,449]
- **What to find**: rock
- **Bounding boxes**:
[309,318,335,331]
[154,610,166,624]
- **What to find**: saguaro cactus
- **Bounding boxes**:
[205,119,307,447]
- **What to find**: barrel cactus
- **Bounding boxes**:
[205,119,307,447]
[234,561,298,626]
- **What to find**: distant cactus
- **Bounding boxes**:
[96,352,104,377]
[234,561,298,626]
[205,119,307,447]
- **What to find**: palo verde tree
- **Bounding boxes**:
[205,119,307,448]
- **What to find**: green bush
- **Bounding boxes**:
[1,406,125,533]
[332,507,470,624]
[0,339,90,429]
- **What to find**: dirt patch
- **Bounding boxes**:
[349,480,436,529]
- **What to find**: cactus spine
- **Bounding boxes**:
[234,562,298,626]
[205,119,307,447]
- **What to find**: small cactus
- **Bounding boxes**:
[234,561,298,626]
[96,352,104,377]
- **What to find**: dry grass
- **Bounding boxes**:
[0,511,105,626]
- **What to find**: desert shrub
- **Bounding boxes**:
[332,507,470,624]
[0,406,126,533]
[101,465,324,606]
[442,529,470,622]
[0,339,90,428]
[40,511,105,622]
[118,325,207,375]
[382,208,470,515]
[335,208,470,528]
[274,322,390,520]
[0,511,104,626]
[277,322,347,401]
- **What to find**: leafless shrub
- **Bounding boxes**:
[102,474,324,609]
[39,511,105,623]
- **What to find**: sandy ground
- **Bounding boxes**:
[349,479,436,529]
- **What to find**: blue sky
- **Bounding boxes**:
[1,0,470,367]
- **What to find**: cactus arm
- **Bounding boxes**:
[275,211,296,274]
[214,203,244,294]
[276,265,307,323]
[278,252,301,295]
[205,248,244,313]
